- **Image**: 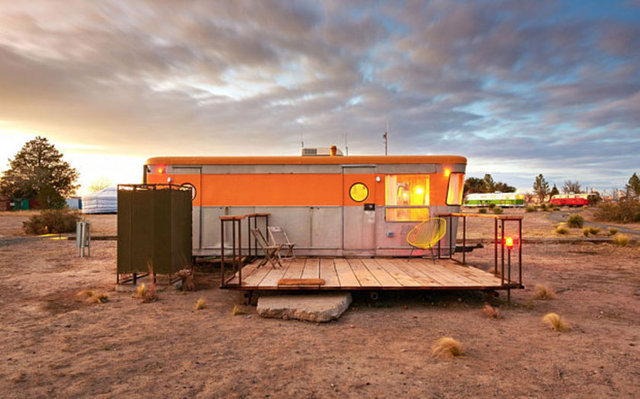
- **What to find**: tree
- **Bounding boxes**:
[626,172,640,197]
[533,174,549,203]
[0,136,78,208]
[550,184,560,197]
[464,177,486,195]
[494,182,516,193]
[483,174,496,192]
[562,180,582,194]
[89,178,112,193]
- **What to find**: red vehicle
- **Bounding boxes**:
[550,193,597,206]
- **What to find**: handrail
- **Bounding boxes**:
[220,213,270,288]
[436,212,524,305]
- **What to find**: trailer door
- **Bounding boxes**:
[342,166,376,255]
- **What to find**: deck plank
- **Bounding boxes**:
[301,258,320,279]
[401,259,481,286]
[258,262,291,288]
[241,260,273,287]
[347,258,381,287]
[439,262,502,285]
[380,258,440,286]
[281,258,306,280]
[361,258,402,287]
[319,258,340,287]
[333,258,360,288]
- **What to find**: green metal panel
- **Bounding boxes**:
[117,185,192,275]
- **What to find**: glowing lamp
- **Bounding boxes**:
[415,186,424,195]
[505,236,514,249]
[444,168,451,177]
[157,167,164,174]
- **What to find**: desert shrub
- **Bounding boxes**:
[488,203,496,209]
[492,207,503,214]
[554,225,569,235]
[607,228,618,236]
[23,209,80,235]
[134,282,158,303]
[539,203,548,211]
[542,313,570,332]
[77,290,109,304]
[482,303,500,319]
[534,284,555,300]
[567,214,584,228]
[478,208,487,214]
[525,205,537,213]
[582,226,601,236]
[612,233,631,247]
[194,297,206,310]
[594,198,640,223]
[232,304,247,316]
[431,337,464,358]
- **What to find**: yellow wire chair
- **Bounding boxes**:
[406,217,447,263]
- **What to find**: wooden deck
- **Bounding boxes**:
[224,257,518,291]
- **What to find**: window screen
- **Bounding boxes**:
[447,172,465,205]
[385,175,430,221]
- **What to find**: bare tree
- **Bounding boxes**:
[562,180,582,194]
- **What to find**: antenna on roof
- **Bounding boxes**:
[300,131,304,149]
[383,120,389,156]
[344,132,349,156]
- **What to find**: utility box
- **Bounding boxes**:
[117,184,192,276]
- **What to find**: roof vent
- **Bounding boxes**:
[301,146,344,156]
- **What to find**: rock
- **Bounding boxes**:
[257,293,352,322]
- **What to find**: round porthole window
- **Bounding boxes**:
[349,182,369,202]
[180,183,197,200]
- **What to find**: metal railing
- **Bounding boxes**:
[220,213,270,287]
[436,212,524,303]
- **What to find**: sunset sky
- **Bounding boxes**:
[1,1,639,195]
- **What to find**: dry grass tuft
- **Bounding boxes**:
[134,282,158,303]
[77,290,109,304]
[567,214,584,228]
[583,226,601,236]
[142,283,157,303]
[612,233,631,247]
[134,283,147,298]
[554,225,569,235]
[482,303,501,319]
[431,337,464,358]
[534,284,555,300]
[607,228,618,236]
[232,304,247,316]
[194,297,206,310]
[542,312,571,332]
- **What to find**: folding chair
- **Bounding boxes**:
[406,217,447,263]
[268,226,295,260]
[251,228,283,269]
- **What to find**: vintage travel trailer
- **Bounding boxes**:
[464,192,525,208]
[144,152,467,257]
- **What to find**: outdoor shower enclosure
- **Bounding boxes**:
[117,184,192,280]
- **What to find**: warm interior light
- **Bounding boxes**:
[444,168,451,177]
[157,167,164,174]
[505,236,514,249]
[415,186,424,195]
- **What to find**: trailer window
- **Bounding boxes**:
[385,175,429,221]
[446,172,465,205]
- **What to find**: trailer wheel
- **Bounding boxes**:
[369,291,380,301]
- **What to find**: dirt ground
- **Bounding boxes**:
[0,210,639,398]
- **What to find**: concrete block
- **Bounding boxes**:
[257,293,352,322]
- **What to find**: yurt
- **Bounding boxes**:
[82,187,117,214]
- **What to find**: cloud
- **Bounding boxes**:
[0,0,639,191]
